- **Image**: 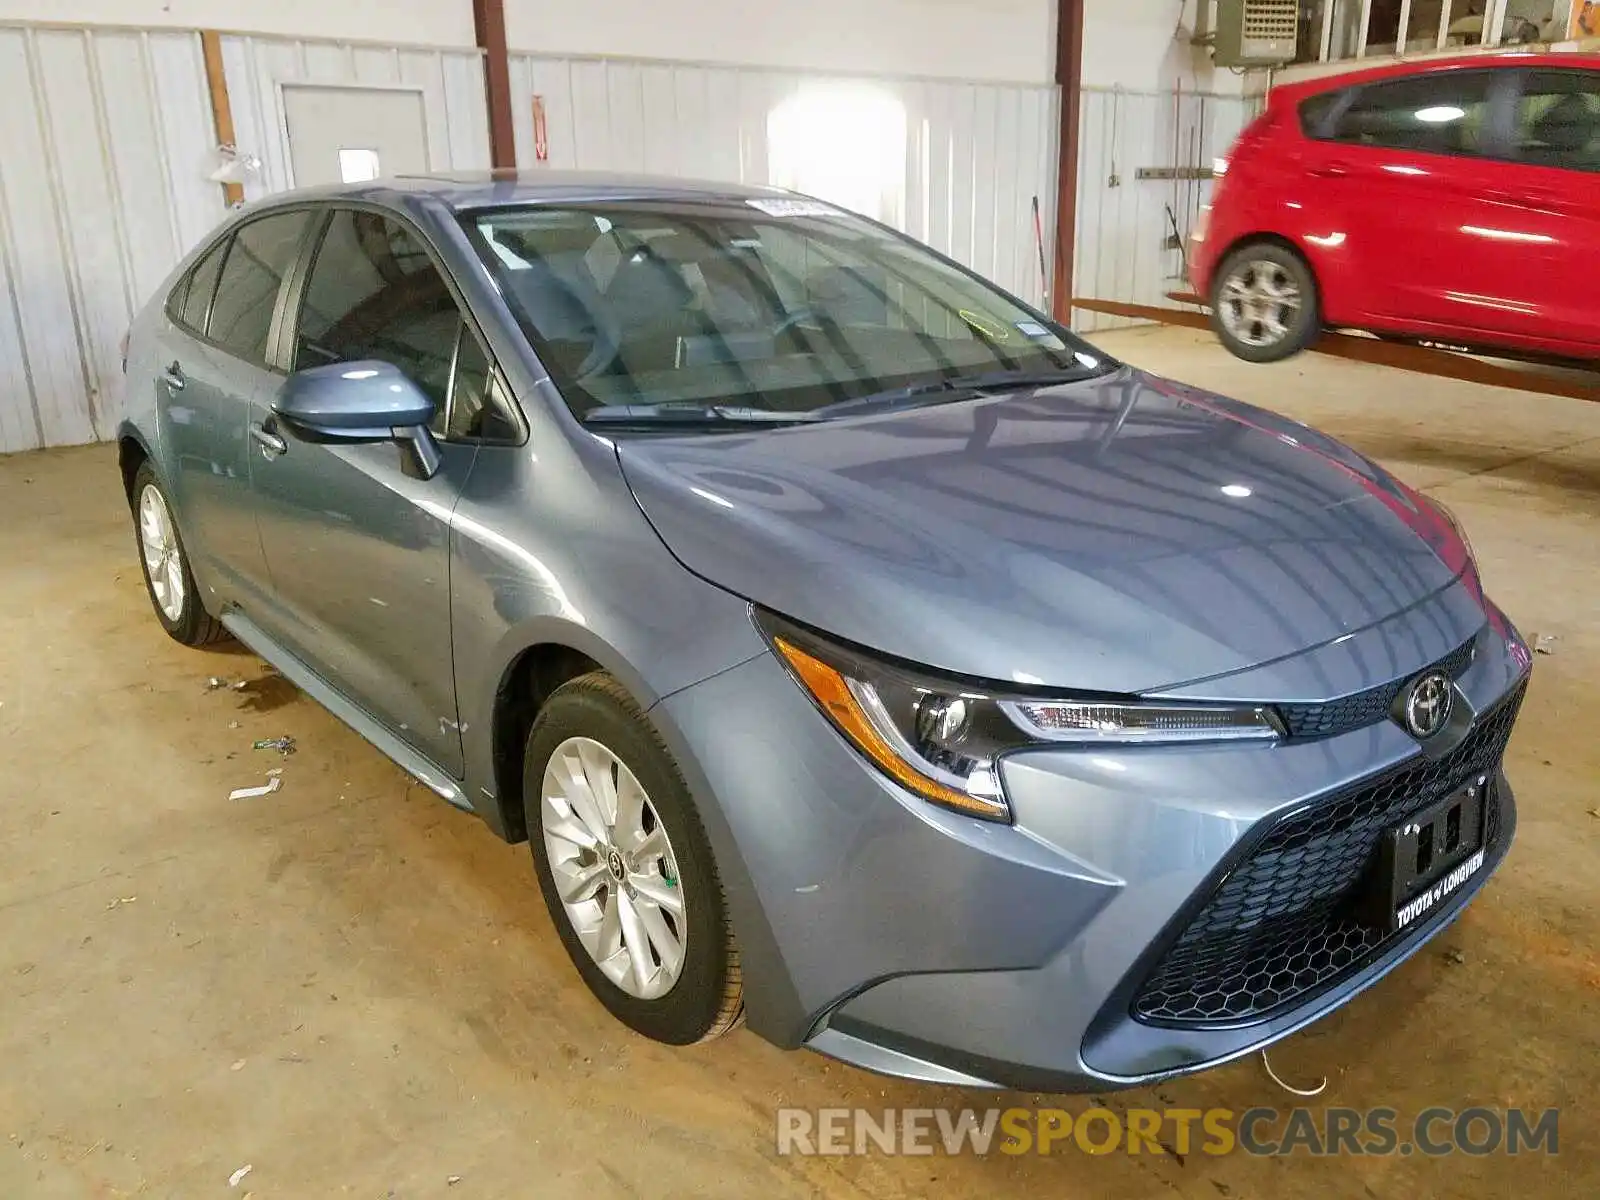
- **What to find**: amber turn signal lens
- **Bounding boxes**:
[772,636,1001,818]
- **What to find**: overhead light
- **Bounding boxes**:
[1414,106,1464,124]
[1221,484,1253,498]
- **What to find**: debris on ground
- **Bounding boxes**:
[233,680,248,691]
[1533,633,1558,655]
[266,767,284,778]
[1260,1048,1326,1096]
[1444,948,1467,965]
[228,1163,252,1187]
[252,736,296,756]
[228,777,282,801]
[448,1177,462,1187]
[1588,808,1600,819]
[228,721,240,730]
[105,896,137,910]
[205,677,232,691]
[231,1059,246,1071]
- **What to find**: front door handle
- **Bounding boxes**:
[1309,162,1352,179]
[161,362,185,391]
[249,422,287,458]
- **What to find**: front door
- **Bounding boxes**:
[247,207,483,776]
[1468,67,1600,352]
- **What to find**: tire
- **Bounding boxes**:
[523,671,744,1045]
[1209,242,1320,363]
[129,462,228,647]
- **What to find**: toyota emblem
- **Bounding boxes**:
[1402,671,1454,740]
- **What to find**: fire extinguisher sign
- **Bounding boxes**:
[532,95,549,163]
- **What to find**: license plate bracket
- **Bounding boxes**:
[1372,778,1489,933]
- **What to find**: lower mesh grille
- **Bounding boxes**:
[1131,680,1525,1026]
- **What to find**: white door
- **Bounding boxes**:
[281,85,430,187]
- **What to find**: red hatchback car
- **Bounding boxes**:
[1190,52,1600,363]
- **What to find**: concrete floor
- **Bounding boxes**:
[1,325,1595,1197]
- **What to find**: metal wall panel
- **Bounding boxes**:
[1072,86,1261,333]
[507,53,1061,309]
[219,35,491,197]
[0,24,219,454]
[0,25,491,455]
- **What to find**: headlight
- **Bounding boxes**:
[1425,495,1476,565]
[755,610,1281,823]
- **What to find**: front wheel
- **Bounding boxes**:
[524,672,744,1045]
[1210,243,1320,363]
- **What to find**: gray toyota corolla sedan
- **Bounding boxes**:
[117,172,1531,1091]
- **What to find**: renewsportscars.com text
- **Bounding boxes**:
[775,1105,1559,1158]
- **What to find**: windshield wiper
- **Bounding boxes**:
[811,367,1101,419]
[582,403,824,429]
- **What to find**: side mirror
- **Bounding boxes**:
[273,360,442,479]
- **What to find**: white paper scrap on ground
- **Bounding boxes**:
[228,777,282,801]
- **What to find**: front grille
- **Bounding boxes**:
[1276,635,1479,740]
[1131,679,1525,1026]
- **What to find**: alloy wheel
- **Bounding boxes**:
[1218,259,1302,349]
[540,736,687,1000]
[138,483,185,623]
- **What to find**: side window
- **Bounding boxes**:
[296,209,459,422]
[447,330,520,442]
[296,208,518,442]
[1512,71,1600,173]
[208,210,313,366]
[1325,73,1496,157]
[173,239,228,335]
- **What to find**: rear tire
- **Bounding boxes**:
[1210,242,1320,363]
[523,671,744,1045]
[129,463,228,647]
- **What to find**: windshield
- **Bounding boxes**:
[464,198,1113,423]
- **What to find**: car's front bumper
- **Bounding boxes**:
[650,594,1531,1092]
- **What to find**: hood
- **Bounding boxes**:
[616,368,1469,694]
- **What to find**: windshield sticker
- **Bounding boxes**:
[1015,320,1052,338]
[745,198,839,218]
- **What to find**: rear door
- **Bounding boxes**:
[1474,67,1600,353]
[157,211,313,609]
[1303,68,1521,335]
[246,206,509,776]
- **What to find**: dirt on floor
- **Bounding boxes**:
[0,326,1595,1198]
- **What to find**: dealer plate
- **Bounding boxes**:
[1374,778,1489,933]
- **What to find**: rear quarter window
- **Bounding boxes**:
[169,239,228,335]
[1297,91,1342,137]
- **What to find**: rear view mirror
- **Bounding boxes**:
[274,360,441,478]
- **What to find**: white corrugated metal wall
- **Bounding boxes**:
[1072,86,1261,333]
[0,16,1256,455]
[0,23,220,453]
[507,54,1061,310]
[219,35,491,198]
[0,23,489,456]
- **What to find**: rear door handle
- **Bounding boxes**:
[249,422,287,458]
[161,362,185,391]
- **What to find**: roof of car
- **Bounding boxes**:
[1270,49,1600,101]
[265,169,792,211]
